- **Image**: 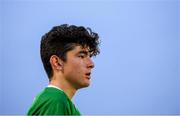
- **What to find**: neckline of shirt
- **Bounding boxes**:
[47,84,63,92]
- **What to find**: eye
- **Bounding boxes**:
[90,54,93,58]
[78,55,85,58]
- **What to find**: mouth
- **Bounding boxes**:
[85,72,91,79]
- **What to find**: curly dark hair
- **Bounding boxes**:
[40,24,100,79]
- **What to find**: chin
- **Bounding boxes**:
[78,83,90,89]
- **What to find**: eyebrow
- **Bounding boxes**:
[78,50,91,56]
[77,50,93,57]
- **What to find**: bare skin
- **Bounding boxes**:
[49,45,94,99]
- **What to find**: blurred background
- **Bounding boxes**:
[0,0,179,115]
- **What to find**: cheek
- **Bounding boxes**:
[72,58,86,68]
[65,59,84,75]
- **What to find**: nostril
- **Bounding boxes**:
[86,73,91,76]
[90,63,94,68]
[87,58,94,68]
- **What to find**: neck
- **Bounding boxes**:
[49,74,77,99]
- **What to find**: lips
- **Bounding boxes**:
[85,72,91,79]
[86,72,91,76]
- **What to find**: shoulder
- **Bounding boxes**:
[28,87,71,115]
[41,87,69,104]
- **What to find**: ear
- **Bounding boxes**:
[49,55,63,71]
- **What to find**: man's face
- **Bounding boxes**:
[62,45,94,89]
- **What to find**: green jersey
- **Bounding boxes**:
[27,87,81,115]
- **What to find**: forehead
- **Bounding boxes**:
[69,45,90,54]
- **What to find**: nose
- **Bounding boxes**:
[87,57,94,69]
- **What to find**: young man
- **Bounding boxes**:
[27,24,100,115]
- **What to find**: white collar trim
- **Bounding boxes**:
[47,84,63,92]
